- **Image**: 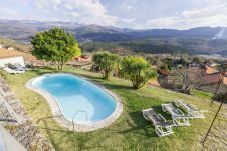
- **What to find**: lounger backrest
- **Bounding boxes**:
[177,100,198,111]
[15,63,24,71]
[146,109,165,125]
[166,104,182,116]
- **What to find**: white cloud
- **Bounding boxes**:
[35,0,61,9]
[31,0,120,26]
[120,18,135,24]
[121,0,133,10]
[2,0,227,29]
[0,7,19,19]
[145,2,227,29]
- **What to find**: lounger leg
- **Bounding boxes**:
[174,118,191,126]
[143,112,149,121]
[156,126,174,137]
[162,106,167,112]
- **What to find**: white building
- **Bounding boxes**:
[7,47,14,51]
[0,48,25,67]
[0,45,3,48]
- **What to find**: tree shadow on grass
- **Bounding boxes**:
[103,82,133,91]
[31,67,57,76]
[40,118,67,151]
[118,111,156,137]
[37,117,104,150]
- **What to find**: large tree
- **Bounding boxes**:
[31,27,80,70]
[121,56,157,89]
[92,51,120,80]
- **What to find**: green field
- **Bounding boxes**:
[2,66,226,151]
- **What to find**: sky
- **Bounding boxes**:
[1,0,227,29]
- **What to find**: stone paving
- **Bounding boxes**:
[0,77,55,151]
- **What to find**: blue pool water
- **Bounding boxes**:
[32,73,117,123]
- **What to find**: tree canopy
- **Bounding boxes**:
[92,51,120,80]
[121,56,157,89]
[31,27,80,70]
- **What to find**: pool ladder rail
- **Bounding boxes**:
[72,109,88,130]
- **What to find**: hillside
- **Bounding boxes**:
[0,20,227,57]
[0,37,31,53]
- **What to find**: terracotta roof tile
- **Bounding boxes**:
[206,66,218,74]
[158,69,170,75]
[0,48,36,62]
[201,72,227,85]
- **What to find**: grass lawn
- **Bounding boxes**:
[2,66,226,151]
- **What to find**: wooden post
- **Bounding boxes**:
[203,100,224,144]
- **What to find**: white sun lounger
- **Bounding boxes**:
[162,103,191,126]
[15,63,31,71]
[3,67,24,74]
[175,100,207,119]
[143,108,174,137]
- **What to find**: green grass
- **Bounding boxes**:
[2,66,226,151]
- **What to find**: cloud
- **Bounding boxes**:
[31,0,121,26]
[35,0,61,9]
[121,1,133,10]
[0,7,19,19]
[2,0,227,29]
[145,2,227,29]
[120,18,135,23]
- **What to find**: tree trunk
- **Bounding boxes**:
[60,63,63,70]
[104,70,111,81]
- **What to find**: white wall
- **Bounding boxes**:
[0,56,25,67]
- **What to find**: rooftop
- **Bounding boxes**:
[158,69,170,76]
[0,48,36,62]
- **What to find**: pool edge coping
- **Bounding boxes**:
[25,72,123,132]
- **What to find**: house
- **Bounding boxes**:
[6,47,14,51]
[156,69,171,88]
[74,55,91,62]
[199,67,227,92]
[158,69,170,77]
[0,48,36,67]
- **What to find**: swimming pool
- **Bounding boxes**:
[31,73,118,124]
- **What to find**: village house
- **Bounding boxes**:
[6,46,14,51]
[199,67,227,92]
[0,48,36,68]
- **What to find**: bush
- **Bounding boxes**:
[121,55,157,89]
[92,51,120,80]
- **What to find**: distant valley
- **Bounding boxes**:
[0,19,227,57]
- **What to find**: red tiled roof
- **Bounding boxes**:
[201,72,227,85]
[223,76,227,85]
[0,48,23,58]
[158,69,170,75]
[0,48,36,62]
[201,73,220,84]
[206,66,218,74]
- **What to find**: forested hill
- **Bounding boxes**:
[0,20,227,57]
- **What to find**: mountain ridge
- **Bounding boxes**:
[0,19,227,57]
